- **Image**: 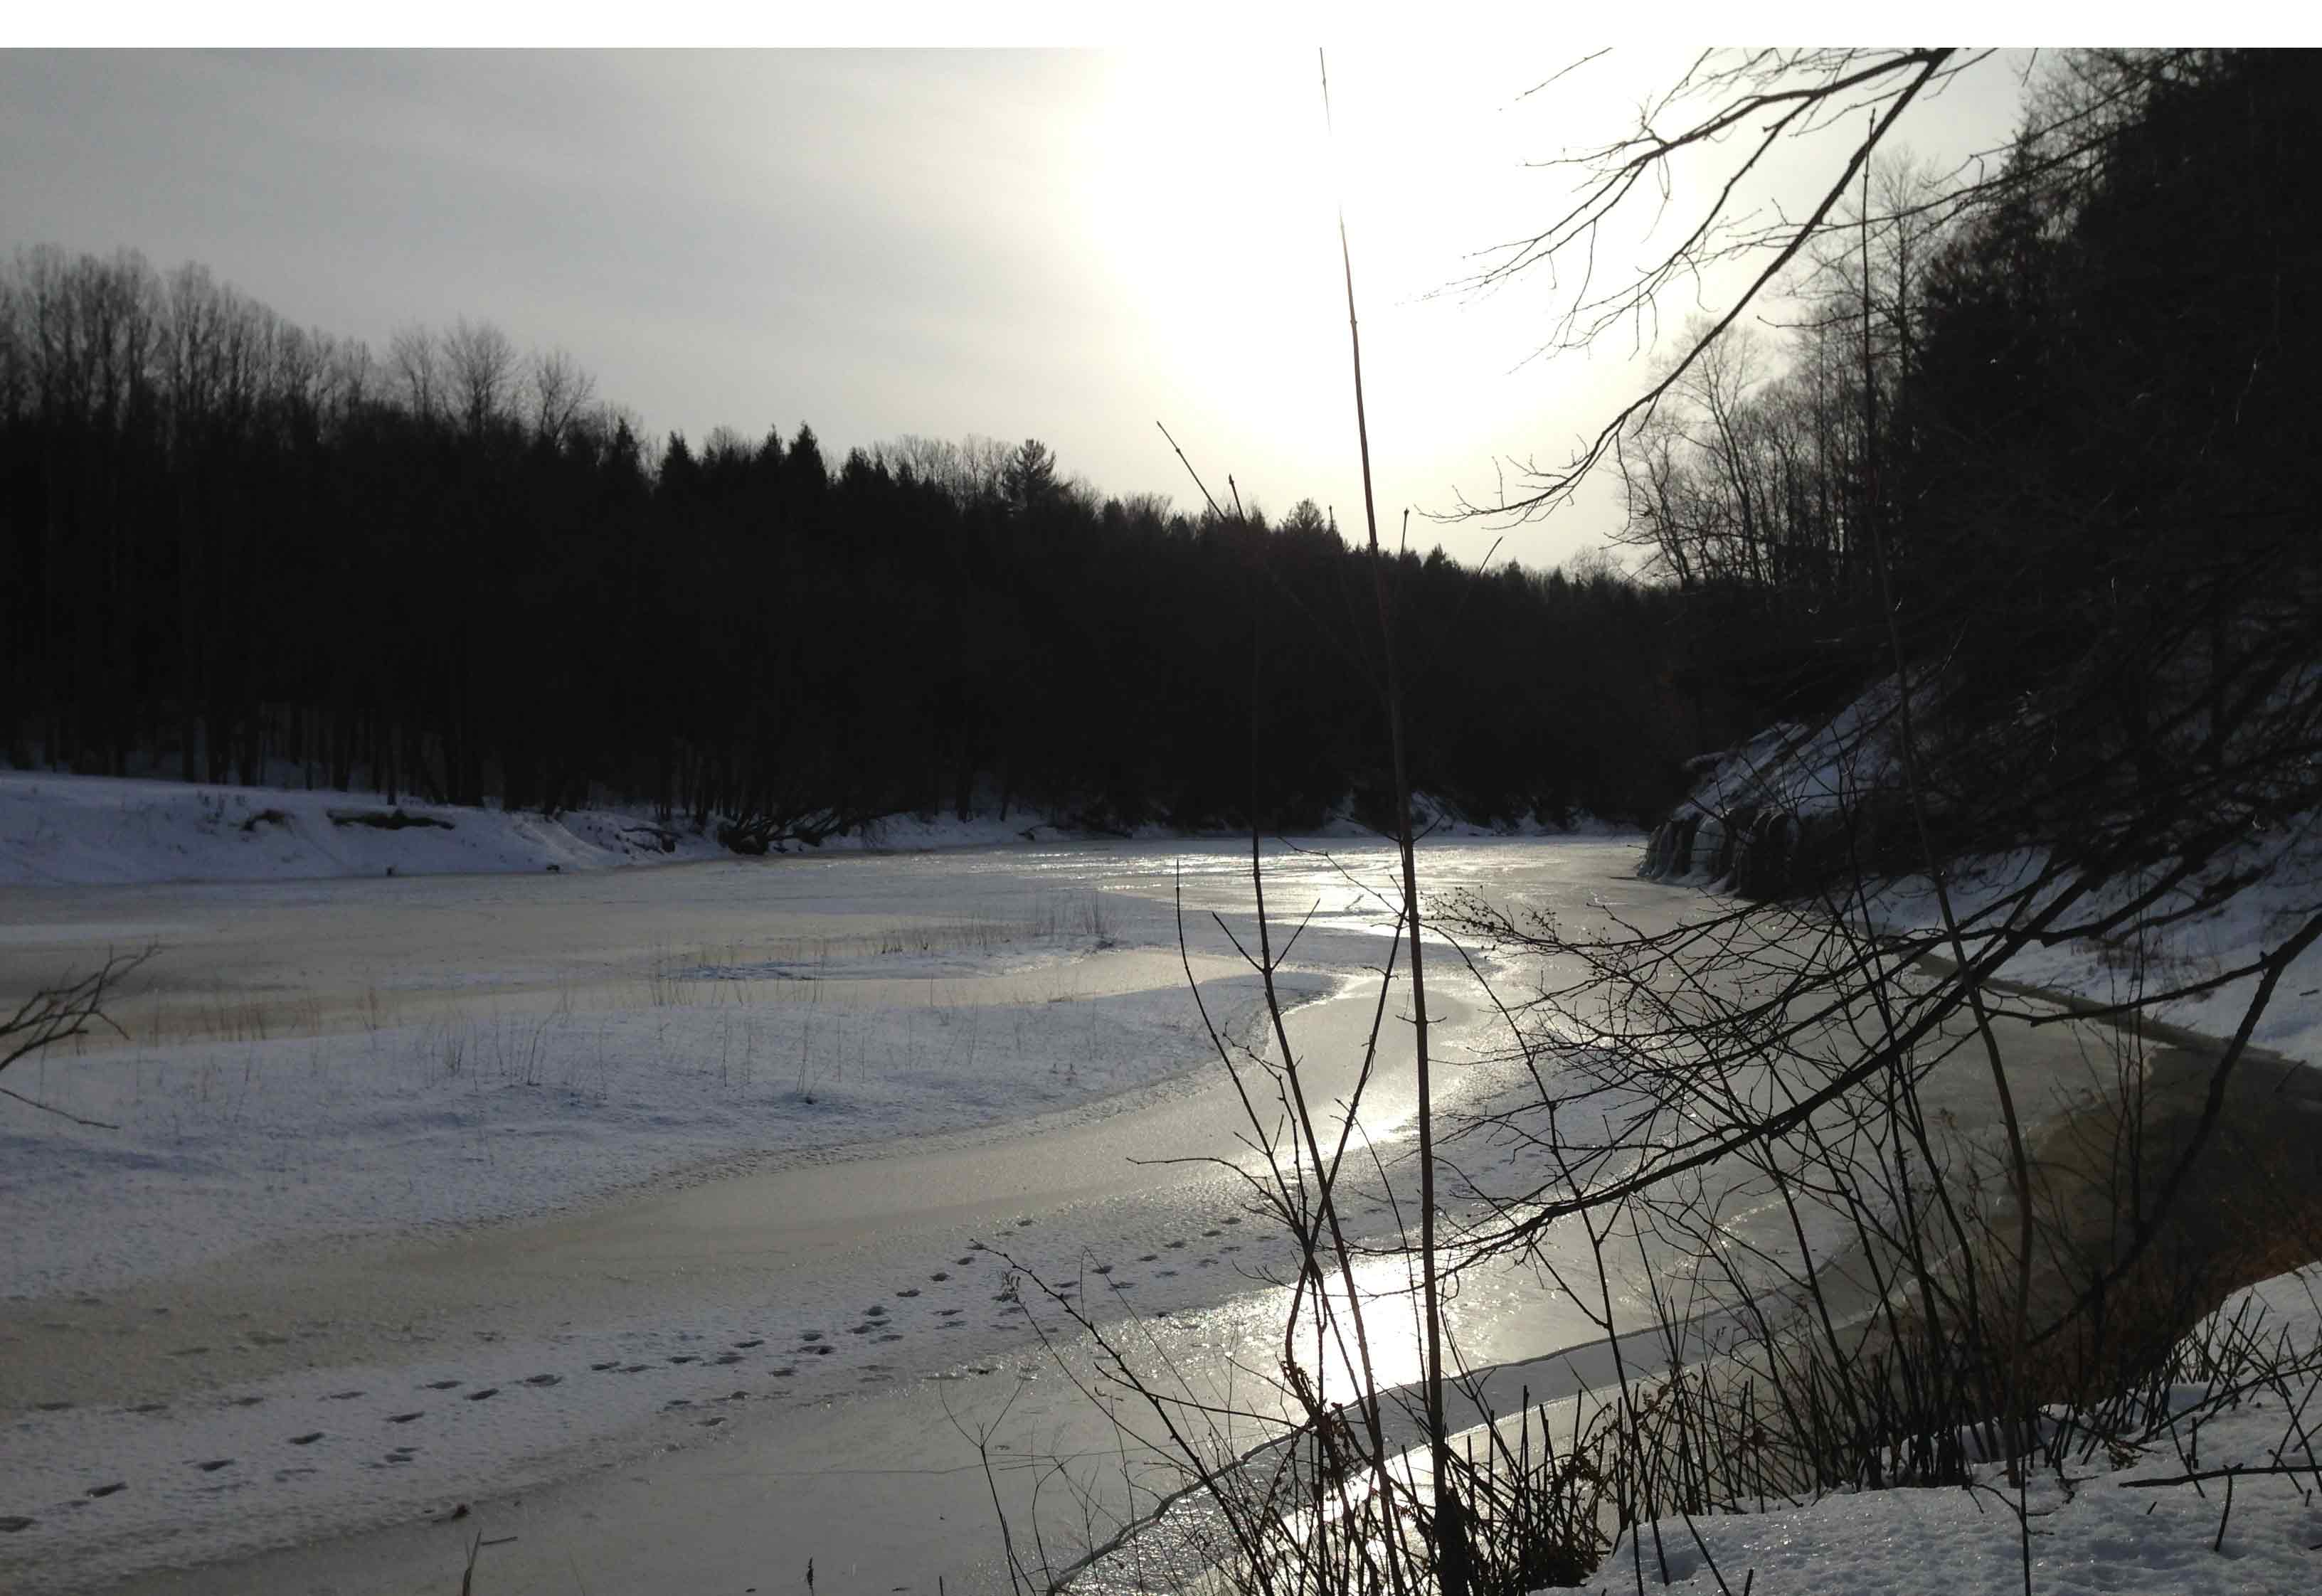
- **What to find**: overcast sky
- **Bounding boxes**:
[1,45,2036,568]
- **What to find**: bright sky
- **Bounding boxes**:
[0,38,2043,568]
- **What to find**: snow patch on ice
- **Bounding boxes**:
[1,967,1324,1298]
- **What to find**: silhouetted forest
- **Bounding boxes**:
[1613,48,2322,871]
[4,50,2313,853]
[0,255,1698,839]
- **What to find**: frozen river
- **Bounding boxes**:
[2,833,1688,1595]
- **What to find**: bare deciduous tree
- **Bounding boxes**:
[387,323,441,421]
[1454,49,2195,525]
[442,317,518,435]
[528,346,596,445]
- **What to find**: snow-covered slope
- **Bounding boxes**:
[1564,1265,2322,1596]
[1643,680,2322,1066]
[1677,679,1908,824]
[0,773,723,886]
[1639,679,1914,893]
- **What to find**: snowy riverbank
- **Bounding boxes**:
[0,772,723,886]
[1578,1263,2322,1596]
[0,770,1615,888]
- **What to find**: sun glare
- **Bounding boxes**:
[1071,43,1664,549]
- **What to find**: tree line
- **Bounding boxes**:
[0,255,1709,841]
[15,50,2302,856]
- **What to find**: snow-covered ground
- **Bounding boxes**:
[1650,683,2322,1068]
[1575,1265,2322,1596]
[18,775,2310,1596]
[1865,837,2322,1068]
[0,772,726,885]
[0,770,1613,888]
